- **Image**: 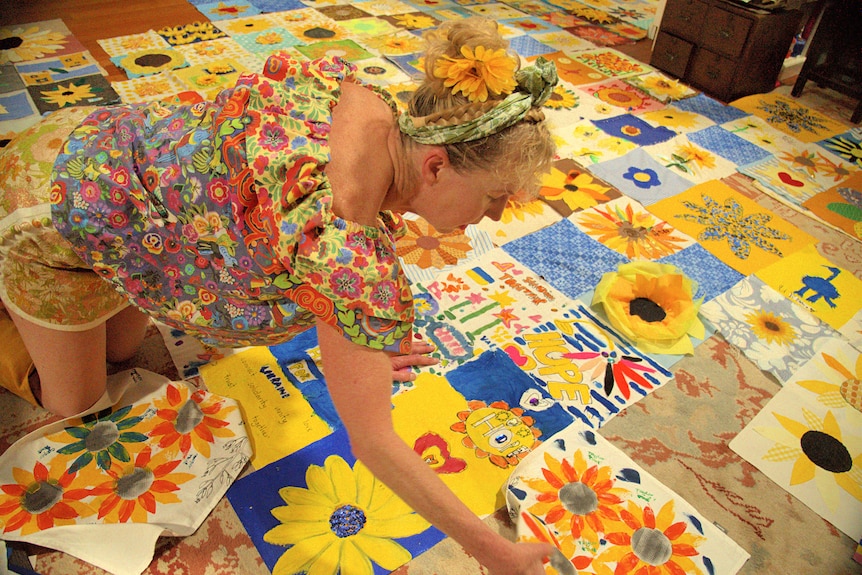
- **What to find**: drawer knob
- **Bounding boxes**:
[706,69,719,79]
[719,28,732,39]
[665,52,677,62]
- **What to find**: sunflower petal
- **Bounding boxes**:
[353,534,414,570]
[269,534,333,575]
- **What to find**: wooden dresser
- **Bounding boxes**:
[651,0,805,102]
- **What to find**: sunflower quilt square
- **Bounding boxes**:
[26,74,121,115]
[802,171,862,241]
[731,92,850,143]
[571,196,695,261]
[296,38,375,61]
[649,180,817,276]
[587,148,693,206]
[226,428,447,575]
[0,19,87,65]
[639,106,716,135]
[395,216,495,284]
[378,11,442,31]
[174,36,252,66]
[553,119,637,165]
[579,79,664,115]
[501,15,563,37]
[97,30,172,59]
[643,134,738,184]
[531,30,597,53]
[217,13,282,36]
[474,197,563,246]
[502,219,630,300]
[171,59,246,99]
[352,56,412,85]
[111,72,190,104]
[361,30,425,57]
[729,338,862,542]
[700,276,843,383]
[538,158,621,217]
[0,368,250,569]
[233,27,303,54]
[820,129,862,170]
[755,244,862,331]
[624,70,697,103]
[110,49,189,79]
[156,21,227,46]
[541,79,581,126]
[566,24,632,49]
[337,17,400,38]
[509,426,751,575]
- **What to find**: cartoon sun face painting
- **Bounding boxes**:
[451,400,542,469]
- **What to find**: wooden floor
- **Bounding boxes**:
[1,0,655,84]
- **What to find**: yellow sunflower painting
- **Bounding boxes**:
[0,25,67,64]
[149,383,238,457]
[758,408,862,509]
[396,218,473,270]
[40,82,96,107]
[263,455,430,575]
[744,309,797,346]
[539,163,615,214]
[796,346,862,414]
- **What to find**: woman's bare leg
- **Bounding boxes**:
[105,305,150,363]
[5,306,107,418]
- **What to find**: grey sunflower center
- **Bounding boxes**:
[84,421,120,452]
[175,399,204,434]
[116,467,154,500]
[559,481,598,515]
[22,481,63,514]
[631,527,673,566]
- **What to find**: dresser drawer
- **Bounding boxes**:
[688,47,736,99]
[699,5,752,59]
[660,0,708,40]
[651,31,694,79]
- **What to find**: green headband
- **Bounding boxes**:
[398,57,558,145]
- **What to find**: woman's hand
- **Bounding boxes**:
[390,338,439,382]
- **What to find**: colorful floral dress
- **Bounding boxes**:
[47,54,415,352]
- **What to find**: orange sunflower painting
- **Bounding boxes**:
[523,449,629,547]
[149,383,238,457]
[592,499,706,575]
[397,218,473,270]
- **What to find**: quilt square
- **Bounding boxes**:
[15,52,105,86]
[0,19,86,64]
[571,195,695,260]
[649,180,816,276]
[248,0,307,10]
[644,134,738,183]
[572,48,647,78]
[507,34,557,58]
[110,49,189,78]
[466,2,528,18]
[111,72,190,103]
[671,92,749,125]
[474,197,563,246]
[233,27,303,53]
[378,11,442,30]
[502,218,630,300]
[802,171,862,241]
[536,51,608,86]
[687,124,772,166]
[156,21,227,45]
[352,56,412,84]
[565,24,632,48]
[26,74,120,114]
[174,36,252,65]
[755,244,862,330]
[395,216,495,284]
[531,31,597,53]
[700,276,843,383]
[217,14,282,36]
[656,243,744,302]
[820,129,862,169]
[226,428,446,575]
[0,65,25,93]
[592,113,676,146]
[729,339,862,541]
[579,78,664,114]
[315,4,373,20]
[552,119,637,165]
[354,0,416,15]
[639,105,716,134]
[587,148,692,206]
[295,38,375,61]
[501,16,563,36]
[538,158,620,217]
[361,31,425,57]
[731,92,850,143]
[0,90,38,122]
[737,156,824,206]
[196,0,263,20]
[624,70,697,103]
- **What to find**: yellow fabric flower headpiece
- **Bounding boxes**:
[433,45,518,103]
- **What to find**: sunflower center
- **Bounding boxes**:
[176,399,205,434]
[763,320,781,332]
[631,527,673,566]
[629,297,666,322]
[85,421,120,452]
[839,378,862,413]
[800,430,853,473]
[329,504,367,538]
[618,222,648,240]
[134,53,172,68]
[559,481,598,515]
[416,235,440,250]
[0,37,23,50]
[22,481,62,514]
[116,467,155,500]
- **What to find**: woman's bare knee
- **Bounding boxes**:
[106,306,150,363]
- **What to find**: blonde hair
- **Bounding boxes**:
[406,17,555,198]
